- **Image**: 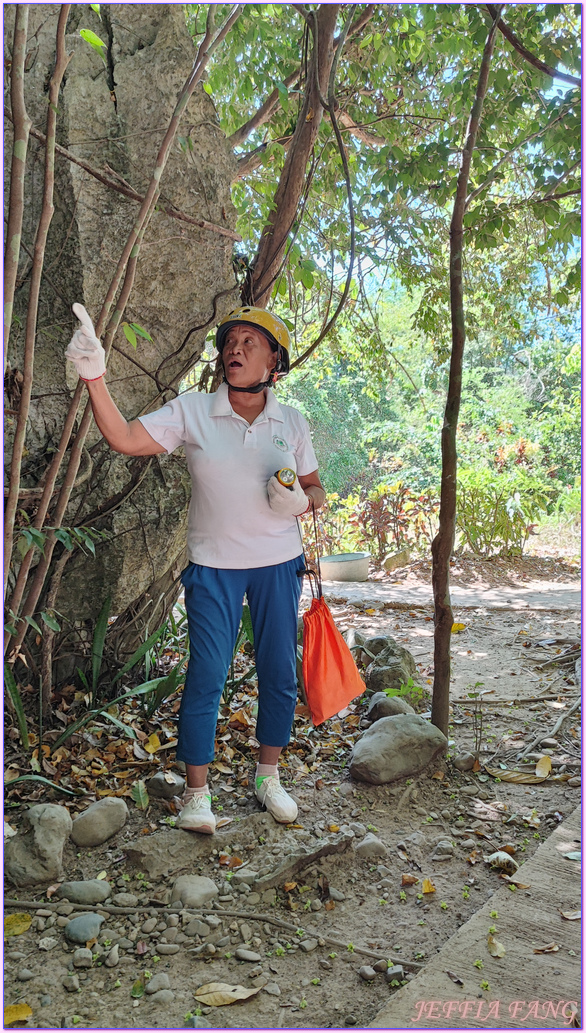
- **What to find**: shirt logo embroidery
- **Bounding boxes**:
[273,435,289,452]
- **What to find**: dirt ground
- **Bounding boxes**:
[4,557,581,1030]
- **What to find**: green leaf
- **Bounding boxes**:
[130,323,153,342]
[91,596,111,698]
[41,611,61,632]
[203,83,213,96]
[100,712,137,739]
[145,659,187,719]
[54,528,74,551]
[20,528,46,556]
[130,780,149,810]
[90,3,101,15]
[131,978,145,999]
[112,621,167,684]
[5,774,79,796]
[4,623,18,636]
[240,604,254,646]
[25,615,42,636]
[79,28,106,48]
[73,528,96,557]
[4,664,29,748]
[122,323,138,348]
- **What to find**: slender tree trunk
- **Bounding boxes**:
[431,6,503,737]
[4,5,72,596]
[251,4,341,306]
[4,5,31,372]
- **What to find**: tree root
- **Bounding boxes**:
[4,898,423,969]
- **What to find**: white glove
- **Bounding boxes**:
[267,474,310,518]
[65,303,106,381]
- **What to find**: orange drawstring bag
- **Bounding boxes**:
[302,595,366,726]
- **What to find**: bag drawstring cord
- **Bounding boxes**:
[296,503,322,600]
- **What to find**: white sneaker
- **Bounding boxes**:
[255,775,298,823]
[176,792,216,834]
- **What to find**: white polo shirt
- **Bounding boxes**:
[138,384,318,569]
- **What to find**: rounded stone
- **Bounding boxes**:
[453,753,476,772]
[64,913,105,944]
[170,875,218,909]
[56,880,111,905]
[146,973,171,994]
[71,798,128,847]
[111,892,139,908]
[73,948,94,968]
[17,968,34,981]
[149,989,175,1005]
[156,943,180,955]
[235,948,261,962]
[358,965,376,981]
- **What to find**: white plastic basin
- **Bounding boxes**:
[320,552,371,582]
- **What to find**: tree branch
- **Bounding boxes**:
[228,69,301,149]
[233,133,294,180]
[4,6,32,373]
[485,4,581,86]
[4,110,241,242]
[228,4,376,150]
[465,113,564,208]
[251,4,341,306]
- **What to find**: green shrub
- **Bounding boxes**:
[456,467,555,556]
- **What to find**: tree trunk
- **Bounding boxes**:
[431,7,503,737]
[250,4,341,307]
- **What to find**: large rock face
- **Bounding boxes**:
[4,5,239,638]
[4,803,72,887]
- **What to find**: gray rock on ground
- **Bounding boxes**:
[71,798,128,847]
[5,804,72,887]
[364,640,417,694]
[64,913,105,944]
[56,880,111,904]
[146,771,186,799]
[354,833,387,858]
[367,691,415,722]
[383,547,411,571]
[350,714,447,784]
[146,973,171,994]
[171,875,218,908]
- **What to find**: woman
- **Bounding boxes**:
[66,304,325,834]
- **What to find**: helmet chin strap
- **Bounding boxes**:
[222,373,272,394]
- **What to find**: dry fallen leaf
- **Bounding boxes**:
[4,1003,33,1024]
[501,875,531,889]
[401,874,419,886]
[446,970,464,986]
[136,940,148,955]
[467,849,482,865]
[4,913,32,937]
[228,856,244,869]
[559,909,581,921]
[535,755,552,777]
[283,881,297,893]
[193,982,261,1007]
[533,942,560,954]
[325,899,336,911]
[422,878,436,894]
[487,933,506,958]
[328,824,340,832]
[431,770,444,780]
[451,623,466,633]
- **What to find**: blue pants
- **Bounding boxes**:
[176,556,304,766]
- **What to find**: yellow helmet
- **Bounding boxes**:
[215,306,290,375]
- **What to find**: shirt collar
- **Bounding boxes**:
[210,383,285,423]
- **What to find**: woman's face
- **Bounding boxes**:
[222,324,276,388]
